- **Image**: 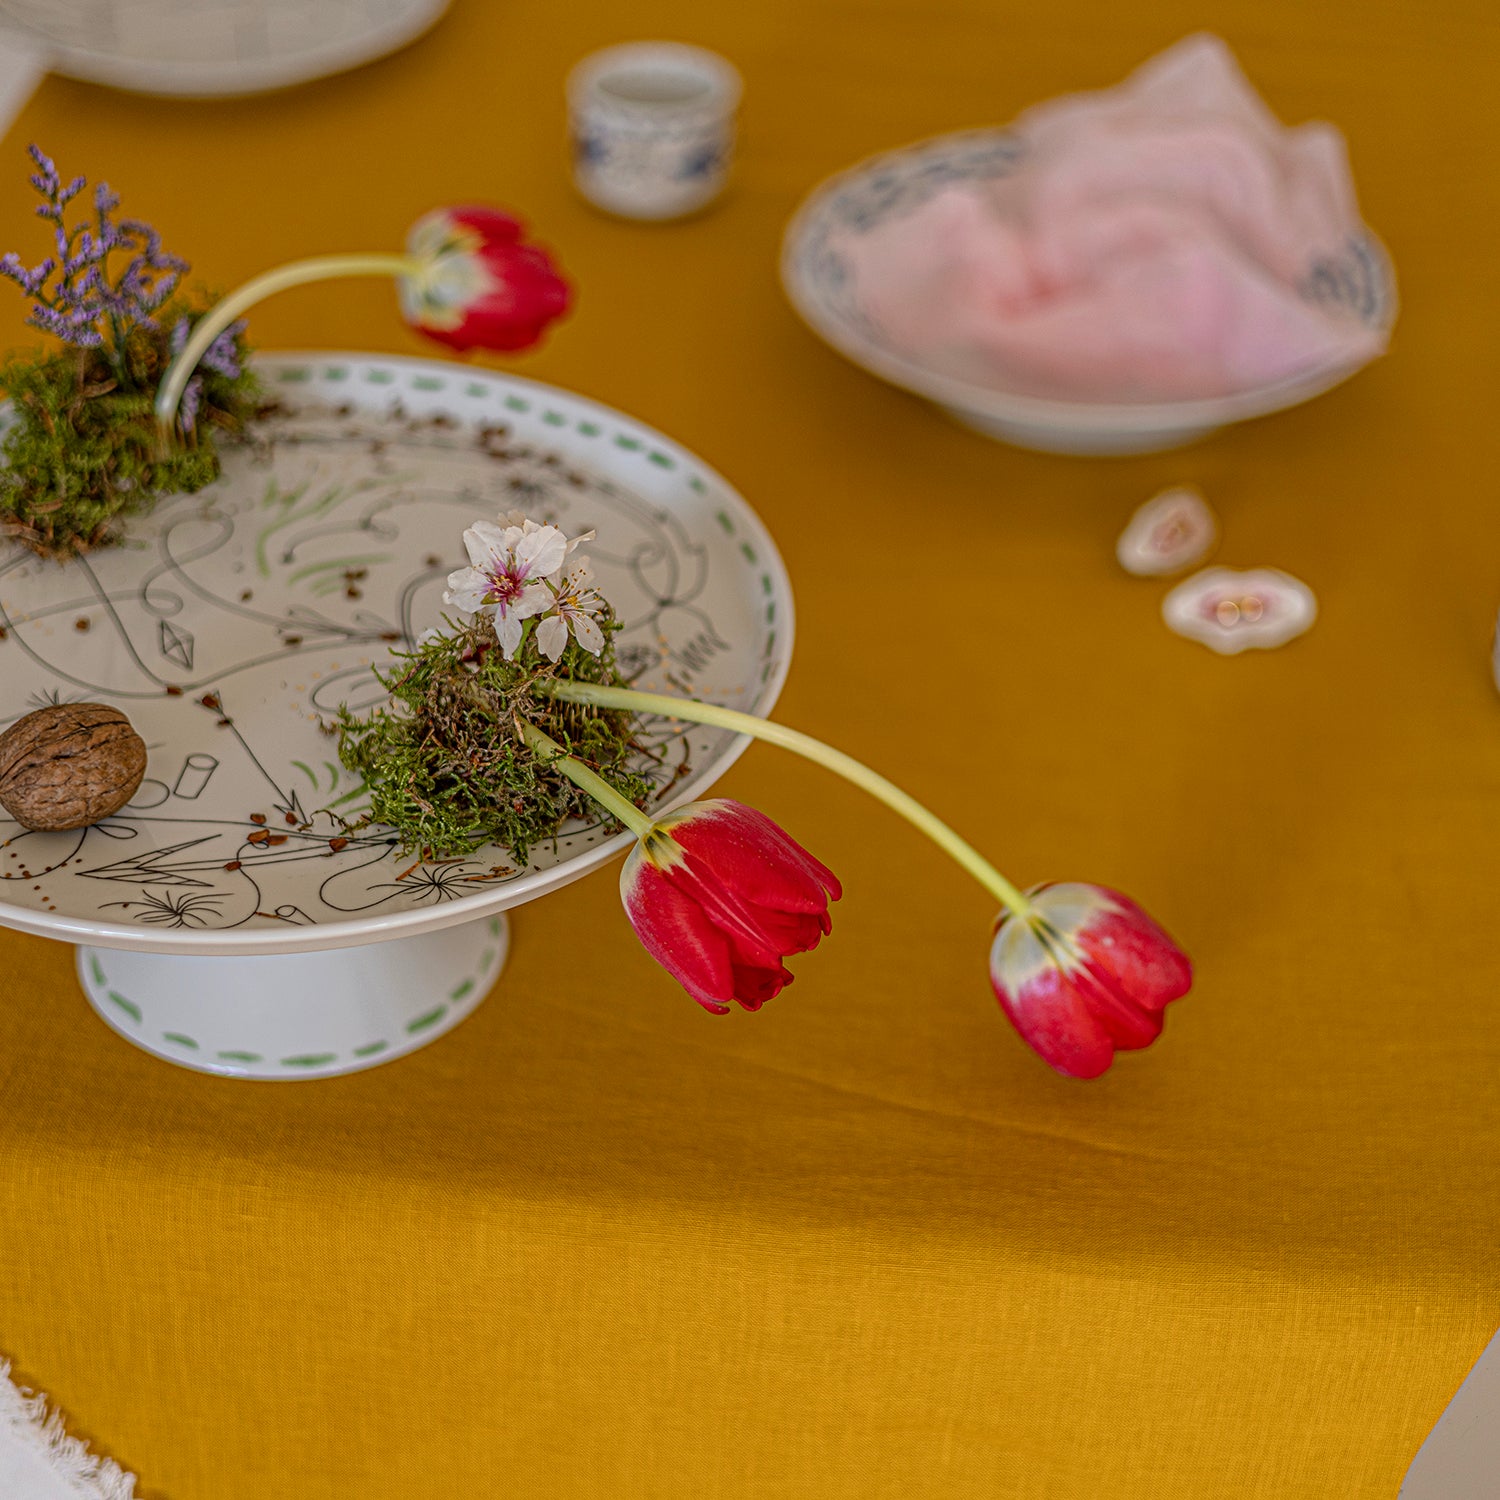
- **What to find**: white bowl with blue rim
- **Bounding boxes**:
[0,353,793,1078]
[781,129,1397,456]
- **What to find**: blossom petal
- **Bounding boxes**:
[570,613,606,656]
[495,612,524,659]
[443,567,492,614]
[514,524,568,580]
[535,614,568,662]
[462,520,511,570]
[512,582,553,620]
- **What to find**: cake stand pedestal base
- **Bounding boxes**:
[76,913,509,1080]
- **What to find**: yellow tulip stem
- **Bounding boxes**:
[514,718,654,840]
[537,680,1034,919]
[154,252,422,433]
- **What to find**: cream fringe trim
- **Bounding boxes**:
[0,1361,140,1500]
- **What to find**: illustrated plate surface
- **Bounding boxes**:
[0,354,791,954]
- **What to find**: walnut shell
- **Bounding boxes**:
[0,703,148,832]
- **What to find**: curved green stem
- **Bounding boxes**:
[514,718,653,840]
[154,252,422,432]
[537,680,1033,919]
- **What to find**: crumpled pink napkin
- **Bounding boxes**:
[835,35,1388,403]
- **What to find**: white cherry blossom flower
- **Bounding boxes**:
[495,509,596,561]
[536,560,607,661]
[444,516,571,658]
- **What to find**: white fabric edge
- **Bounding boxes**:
[0,1361,141,1500]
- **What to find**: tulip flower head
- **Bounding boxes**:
[620,799,843,1015]
[400,207,572,353]
[156,205,574,434]
[347,512,1193,1077]
[988,883,1192,1079]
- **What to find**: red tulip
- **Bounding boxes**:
[620,799,842,1015]
[989,882,1192,1079]
[401,206,572,353]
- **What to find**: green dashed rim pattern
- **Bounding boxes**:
[77,913,509,1080]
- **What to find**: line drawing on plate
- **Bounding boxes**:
[173,753,218,799]
[0,388,776,933]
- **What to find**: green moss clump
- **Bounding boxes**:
[334,610,653,863]
[0,304,260,558]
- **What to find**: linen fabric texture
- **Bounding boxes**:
[0,1,1495,1496]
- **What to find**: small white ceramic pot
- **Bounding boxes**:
[567,42,741,221]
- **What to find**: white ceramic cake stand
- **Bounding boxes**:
[0,354,794,1079]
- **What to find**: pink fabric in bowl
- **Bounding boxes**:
[834,35,1388,403]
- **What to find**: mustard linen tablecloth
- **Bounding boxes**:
[2,2,1498,1496]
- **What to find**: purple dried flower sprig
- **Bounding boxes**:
[0,144,189,385]
[168,315,245,431]
[0,144,263,561]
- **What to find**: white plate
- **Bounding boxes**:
[781,129,1397,455]
[0,353,793,960]
[0,0,448,98]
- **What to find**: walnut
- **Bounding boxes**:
[0,703,147,831]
